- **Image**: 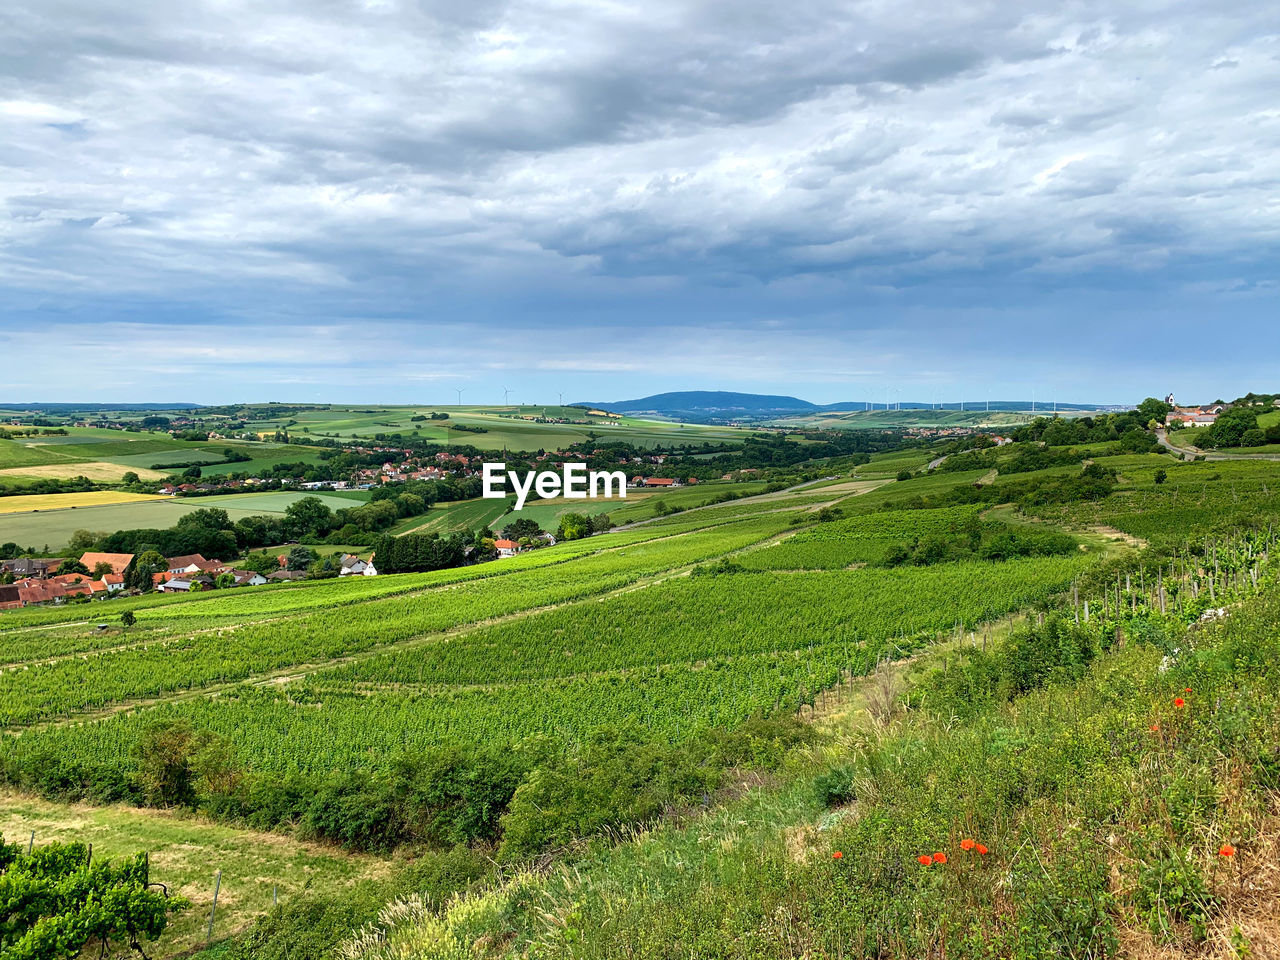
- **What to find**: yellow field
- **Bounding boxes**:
[0,491,168,514]
[0,462,167,483]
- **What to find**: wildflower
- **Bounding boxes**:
[918,855,933,866]
[975,843,988,855]
[1150,723,1160,732]
[960,838,975,851]
[1174,697,1185,708]
[832,851,843,860]
[1185,687,1192,693]
[933,852,947,864]
[1219,844,1235,858]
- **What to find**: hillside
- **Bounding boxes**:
[3,432,1279,959]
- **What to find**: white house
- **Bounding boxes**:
[338,554,378,576]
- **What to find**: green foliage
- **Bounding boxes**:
[0,840,185,959]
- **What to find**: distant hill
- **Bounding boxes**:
[578,391,1108,421]
[576,391,819,418]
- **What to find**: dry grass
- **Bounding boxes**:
[0,490,167,513]
[1115,801,1280,959]
[0,461,167,482]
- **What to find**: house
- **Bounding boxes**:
[157,578,194,592]
[0,585,22,610]
[493,538,521,558]
[165,554,209,575]
[338,554,377,577]
[640,477,677,487]
[226,569,269,586]
[79,552,134,576]
[16,579,68,605]
[0,558,60,579]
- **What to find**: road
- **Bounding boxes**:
[1156,429,1280,463]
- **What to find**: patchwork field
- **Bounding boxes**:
[0,427,327,486]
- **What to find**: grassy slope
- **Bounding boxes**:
[1,791,384,956]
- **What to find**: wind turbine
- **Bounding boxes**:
[503,386,511,406]
[455,387,465,407]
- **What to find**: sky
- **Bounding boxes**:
[1,0,1277,406]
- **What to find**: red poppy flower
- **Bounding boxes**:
[1150,723,1160,732]
[933,852,947,864]
[1174,697,1185,708]
[975,843,989,855]
[960,838,975,851]
[1219,844,1236,858]
[918,855,933,866]
[1185,687,1192,693]
[832,851,842,860]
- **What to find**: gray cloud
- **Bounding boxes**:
[0,0,1278,401]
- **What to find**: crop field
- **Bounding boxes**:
[0,490,167,514]
[0,426,328,486]
[0,490,363,549]
[248,404,760,451]
[739,505,986,570]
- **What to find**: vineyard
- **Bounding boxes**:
[7,445,1280,959]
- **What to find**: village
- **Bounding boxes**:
[0,549,378,609]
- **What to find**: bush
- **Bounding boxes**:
[813,765,857,807]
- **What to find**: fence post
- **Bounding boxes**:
[27,831,34,856]
[207,869,222,942]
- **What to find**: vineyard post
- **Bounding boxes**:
[207,869,222,942]
[27,830,34,855]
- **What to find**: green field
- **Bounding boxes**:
[0,490,363,550]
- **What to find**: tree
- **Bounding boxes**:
[178,507,232,531]
[121,610,137,631]
[215,572,237,589]
[55,558,90,576]
[287,546,318,571]
[285,496,335,537]
[93,561,115,579]
[68,529,99,552]
[502,517,543,541]
[1241,428,1266,448]
[181,464,202,479]
[240,551,280,576]
[557,513,592,541]
[1153,469,1167,485]
[121,471,140,485]
[1136,397,1171,425]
